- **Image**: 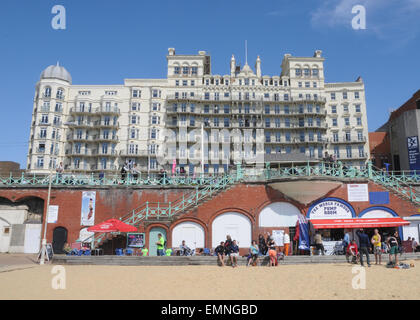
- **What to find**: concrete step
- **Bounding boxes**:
[52,252,420,266]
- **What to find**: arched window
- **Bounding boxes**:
[44,87,51,98]
[56,88,64,100]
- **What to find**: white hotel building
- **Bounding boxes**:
[27,48,370,175]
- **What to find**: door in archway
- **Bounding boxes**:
[149,227,166,256]
[52,227,68,254]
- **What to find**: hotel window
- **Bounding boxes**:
[284,94,289,101]
[334,146,340,158]
[191,67,198,75]
[344,117,350,126]
[285,132,291,142]
[265,132,271,143]
[150,128,157,139]
[204,92,210,100]
[190,92,195,97]
[331,93,336,100]
[309,146,315,158]
[182,66,189,75]
[306,94,311,100]
[223,118,229,128]
[131,103,138,111]
[346,146,352,158]
[343,105,349,113]
[343,92,348,99]
[299,131,305,142]
[181,104,187,112]
[309,132,314,142]
[314,94,318,100]
[316,105,321,113]
[264,105,270,114]
[274,105,280,114]
[214,105,219,114]
[298,105,304,114]
[130,129,136,139]
[307,104,313,113]
[298,82,302,88]
[225,80,229,86]
[44,87,51,97]
[152,103,160,111]
[313,82,317,88]
[244,78,249,86]
[40,128,47,138]
[312,69,319,76]
[40,114,49,124]
[356,117,362,126]
[204,105,210,113]
[175,80,179,86]
[318,147,323,158]
[224,105,230,114]
[357,131,363,141]
[265,147,271,154]
[215,92,220,100]
[317,132,322,141]
[150,159,157,169]
[151,116,160,125]
[182,80,187,86]
[295,69,302,76]
[308,118,313,127]
[265,118,270,128]
[56,88,64,99]
[345,131,351,141]
[174,66,180,75]
[205,79,210,86]
[132,90,141,98]
[333,132,339,142]
[358,146,365,158]
[284,105,290,114]
[355,92,360,99]
[299,118,304,127]
[191,80,195,86]
[355,104,361,113]
[305,82,310,88]
[332,118,338,127]
[275,118,281,128]
[264,93,269,99]
[284,80,288,87]
[131,115,137,124]
[182,92,187,99]
[213,118,219,127]
[275,132,281,142]
[300,146,306,153]
[53,116,60,125]
[252,80,255,86]
[190,116,196,126]
[224,92,229,98]
[285,118,290,128]
[304,69,310,77]
[55,103,62,112]
[190,104,195,112]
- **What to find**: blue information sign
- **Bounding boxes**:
[407,136,420,171]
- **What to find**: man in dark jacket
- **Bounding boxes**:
[356,229,371,267]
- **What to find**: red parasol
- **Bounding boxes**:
[87,219,137,233]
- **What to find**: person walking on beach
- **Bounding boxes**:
[356,229,371,267]
[371,229,382,265]
[343,230,350,255]
[215,241,225,266]
[156,233,165,256]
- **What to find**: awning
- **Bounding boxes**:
[311,217,410,229]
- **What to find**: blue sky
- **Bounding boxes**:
[1,0,420,167]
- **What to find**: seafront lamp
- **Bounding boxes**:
[39,168,53,265]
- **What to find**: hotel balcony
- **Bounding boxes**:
[95,106,120,115]
[329,136,367,144]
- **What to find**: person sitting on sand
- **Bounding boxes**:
[268,238,277,267]
[346,240,359,264]
[247,240,259,267]
[230,240,239,268]
[215,241,226,267]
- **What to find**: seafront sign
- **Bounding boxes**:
[308,198,354,220]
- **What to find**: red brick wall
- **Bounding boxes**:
[0,181,417,251]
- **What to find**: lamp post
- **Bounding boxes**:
[39,168,53,265]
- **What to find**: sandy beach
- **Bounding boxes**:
[0,262,419,300]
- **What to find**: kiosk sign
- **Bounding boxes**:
[309,200,353,220]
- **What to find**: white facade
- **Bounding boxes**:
[27,49,370,175]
